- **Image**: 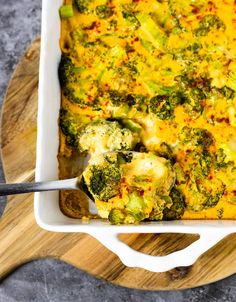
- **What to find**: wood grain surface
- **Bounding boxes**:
[0,39,235,290]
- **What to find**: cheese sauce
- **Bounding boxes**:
[59,0,236,219]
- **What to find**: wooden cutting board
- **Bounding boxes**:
[0,38,235,290]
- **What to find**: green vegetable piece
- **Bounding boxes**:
[179,127,214,150]
[163,188,186,220]
[59,5,74,19]
[219,86,235,99]
[77,119,140,154]
[88,164,121,201]
[95,5,114,19]
[195,14,226,36]
[140,39,155,52]
[122,10,140,29]
[126,191,146,221]
[157,142,176,165]
[149,95,173,120]
[75,0,92,13]
[121,119,142,133]
[149,88,186,120]
[117,152,133,164]
[108,209,126,225]
[109,90,125,106]
[59,108,79,148]
[136,13,167,50]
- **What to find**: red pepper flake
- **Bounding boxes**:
[216,117,230,124]
[191,6,199,14]
[138,190,145,196]
[83,21,98,30]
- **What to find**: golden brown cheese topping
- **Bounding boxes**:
[59,0,236,220]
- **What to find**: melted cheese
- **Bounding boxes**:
[60,0,236,220]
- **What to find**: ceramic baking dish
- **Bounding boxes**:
[35,0,236,272]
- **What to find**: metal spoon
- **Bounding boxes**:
[0,151,175,197]
[0,175,85,196]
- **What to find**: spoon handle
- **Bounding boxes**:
[0,178,78,196]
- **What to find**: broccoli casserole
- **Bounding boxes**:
[58,0,236,223]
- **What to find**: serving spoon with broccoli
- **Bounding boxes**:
[0,151,180,224]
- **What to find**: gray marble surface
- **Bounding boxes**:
[0,0,235,301]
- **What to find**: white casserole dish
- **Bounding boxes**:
[35,0,236,272]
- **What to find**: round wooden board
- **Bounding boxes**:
[0,39,236,290]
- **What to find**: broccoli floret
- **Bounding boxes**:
[125,61,138,75]
[58,54,77,88]
[108,90,147,113]
[125,191,146,221]
[186,178,225,211]
[59,108,80,148]
[58,54,97,108]
[108,209,126,225]
[62,87,87,107]
[95,5,114,19]
[218,86,235,100]
[117,151,133,164]
[74,0,92,14]
[122,10,140,29]
[163,187,186,220]
[215,148,233,169]
[195,14,226,36]
[175,74,212,117]
[86,163,122,201]
[109,90,126,106]
[179,127,214,150]
[148,88,186,120]
[149,195,173,221]
[149,94,180,120]
[186,88,204,116]
[156,142,176,165]
[149,95,173,120]
[126,94,147,111]
[77,119,140,154]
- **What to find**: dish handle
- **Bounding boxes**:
[90,229,229,272]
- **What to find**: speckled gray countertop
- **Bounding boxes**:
[0,1,235,301]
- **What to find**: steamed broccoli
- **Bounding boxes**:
[77,119,140,154]
[95,5,114,19]
[58,54,87,107]
[218,86,235,100]
[175,74,212,117]
[125,191,146,221]
[186,178,225,211]
[74,0,92,14]
[108,209,126,225]
[83,152,176,224]
[59,108,81,148]
[109,90,126,106]
[58,54,97,108]
[149,90,186,120]
[122,10,140,29]
[108,90,147,114]
[59,54,78,88]
[87,164,122,201]
[195,14,226,36]
[156,142,176,165]
[179,127,214,150]
[215,148,230,169]
[163,187,186,220]
[149,95,173,120]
